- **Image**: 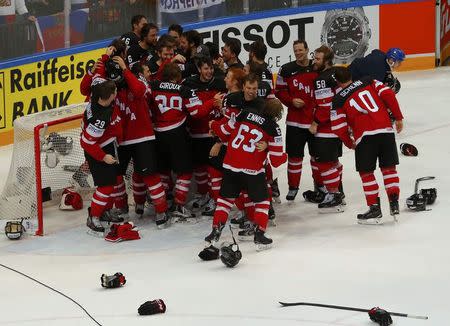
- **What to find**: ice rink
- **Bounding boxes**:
[0,67,449,326]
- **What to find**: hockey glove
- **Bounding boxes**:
[368,307,393,326]
[138,299,166,315]
[198,245,219,261]
[101,272,126,288]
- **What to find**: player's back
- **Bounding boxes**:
[333,77,393,145]
[223,107,278,175]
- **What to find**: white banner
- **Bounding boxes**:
[160,0,225,13]
[198,7,380,70]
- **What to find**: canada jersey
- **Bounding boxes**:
[276,60,318,129]
[331,77,404,148]
[222,109,286,175]
[149,80,203,132]
[182,75,227,137]
[313,67,339,137]
[120,32,139,51]
[80,102,122,161]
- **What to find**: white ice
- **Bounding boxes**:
[1,68,450,326]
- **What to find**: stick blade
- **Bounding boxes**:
[279,301,304,307]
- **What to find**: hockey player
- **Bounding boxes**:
[222,39,244,70]
[106,47,171,228]
[205,91,287,250]
[148,63,208,220]
[127,23,159,67]
[275,40,319,202]
[80,79,122,235]
[309,45,345,212]
[182,56,227,215]
[207,67,247,214]
[120,15,148,51]
[331,67,404,224]
[349,48,405,94]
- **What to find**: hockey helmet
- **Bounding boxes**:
[420,188,437,205]
[406,176,436,211]
[59,188,83,210]
[400,143,418,156]
[5,219,25,240]
[220,242,242,268]
[105,58,124,84]
[406,193,427,211]
[387,48,405,62]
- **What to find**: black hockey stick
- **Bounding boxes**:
[278,301,428,320]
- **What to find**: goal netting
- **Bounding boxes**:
[0,104,91,235]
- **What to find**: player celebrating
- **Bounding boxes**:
[331,67,404,224]
[276,40,319,202]
[308,45,345,212]
[205,77,287,251]
[81,79,122,236]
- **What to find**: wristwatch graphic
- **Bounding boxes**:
[320,7,372,64]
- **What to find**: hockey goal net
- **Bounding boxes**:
[0,104,91,236]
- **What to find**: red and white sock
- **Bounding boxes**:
[112,175,127,209]
[207,166,222,202]
[90,185,114,217]
[253,199,270,231]
[175,173,192,206]
[287,157,303,189]
[310,158,322,186]
[381,166,400,200]
[317,162,340,192]
[212,197,234,227]
[132,172,146,206]
[194,166,209,196]
[142,174,168,213]
[359,171,379,206]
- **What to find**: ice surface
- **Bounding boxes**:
[0,68,449,325]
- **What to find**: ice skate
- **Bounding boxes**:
[135,203,145,218]
[268,202,276,227]
[100,208,126,225]
[230,210,246,228]
[303,187,326,204]
[204,224,224,245]
[254,228,273,251]
[190,194,210,211]
[155,211,171,229]
[238,221,255,241]
[318,192,345,213]
[86,209,105,237]
[171,204,197,223]
[357,200,383,225]
[271,178,281,204]
[201,198,216,217]
[389,194,400,222]
[286,188,299,202]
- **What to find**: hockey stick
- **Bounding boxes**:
[278,301,428,320]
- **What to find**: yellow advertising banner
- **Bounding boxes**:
[0,49,104,145]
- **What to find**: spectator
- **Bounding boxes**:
[0,0,36,24]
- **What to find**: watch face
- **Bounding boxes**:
[326,14,363,58]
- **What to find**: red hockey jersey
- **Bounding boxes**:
[148,80,205,132]
[313,67,340,138]
[80,101,122,161]
[276,60,318,129]
[211,108,287,175]
[331,77,404,148]
[182,75,227,138]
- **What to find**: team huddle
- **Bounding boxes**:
[79,15,406,253]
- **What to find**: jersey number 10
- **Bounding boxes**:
[349,90,380,114]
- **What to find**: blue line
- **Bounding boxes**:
[0,0,428,70]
